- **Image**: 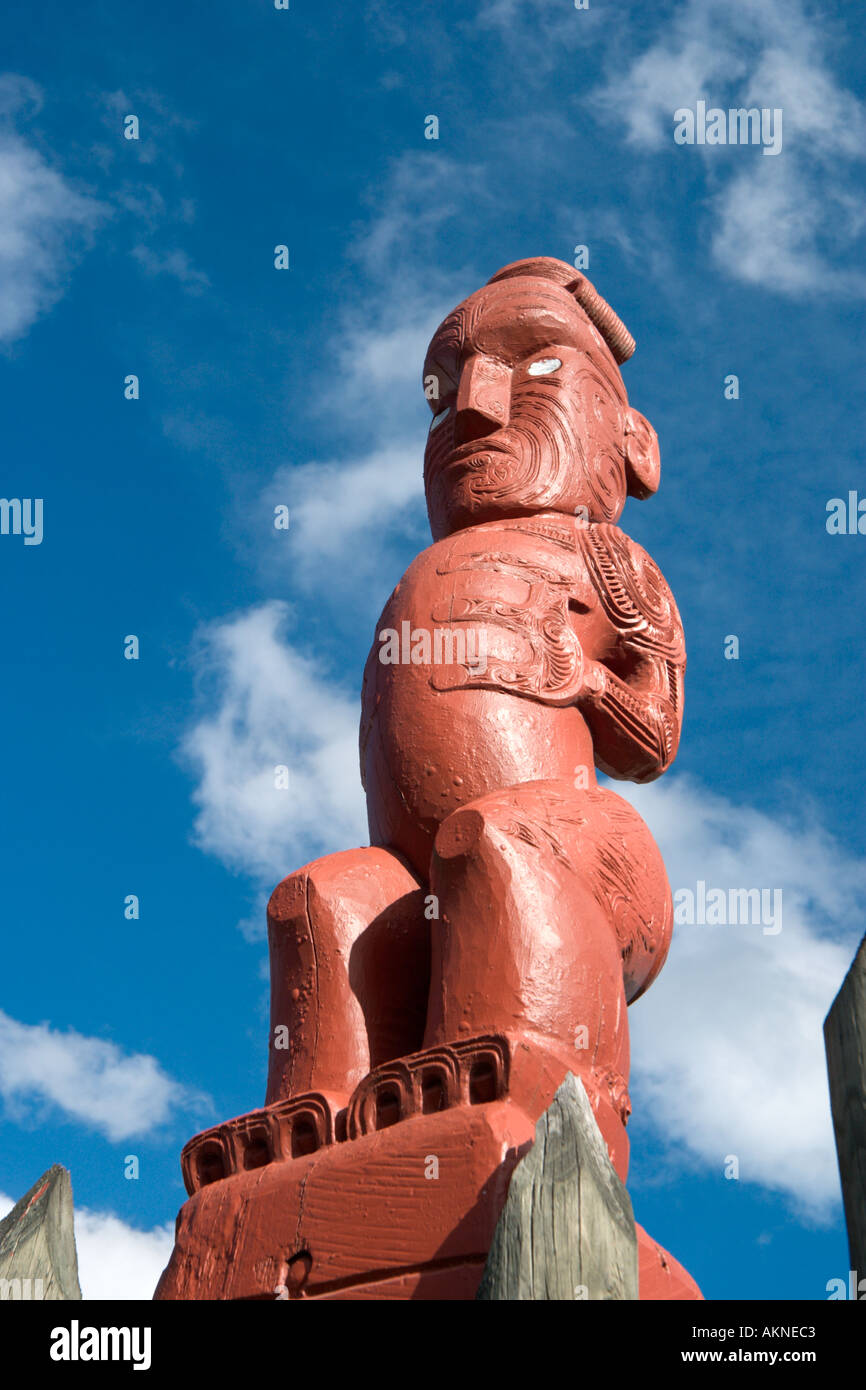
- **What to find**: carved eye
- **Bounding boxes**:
[429,405,452,432]
[527,357,562,376]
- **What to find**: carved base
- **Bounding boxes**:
[156,1035,700,1301]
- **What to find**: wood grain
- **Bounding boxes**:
[476,1072,638,1300]
[0,1165,82,1301]
[825,931,866,1273]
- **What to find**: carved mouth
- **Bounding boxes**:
[424,437,514,495]
[436,442,516,480]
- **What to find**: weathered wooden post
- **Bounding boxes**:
[477,1072,638,1300]
[0,1164,82,1301]
[825,931,866,1275]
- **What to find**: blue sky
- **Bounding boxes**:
[1,0,865,1299]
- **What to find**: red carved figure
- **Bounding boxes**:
[156,258,700,1302]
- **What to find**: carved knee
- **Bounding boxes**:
[266,849,427,1105]
[266,853,372,1104]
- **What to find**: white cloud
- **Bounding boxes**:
[0,73,205,342]
[475,0,601,62]
[0,1012,202,1142]
[72,1206,173,1300]
[0,1189,173,1300]
[476,0,522,24]
[265,443,424,575]
[710,157,866,296]
[183,602,367,895]
[589,0,866,296]
[0,78,104,343]
[265,310,436,594]
[0,74,42,120]
[249,155,476,596]
[622,774,861,1218]
[330,314,437,424]
[131,243,209,290]
[745,41,866,152]
[590,8,746,150]
[335,156,474,436]
[100,87,196,171]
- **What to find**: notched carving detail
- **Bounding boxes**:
[580,523,685,662]
[181,1039,513,1192]
[429,548,585,702]
[181,1093,334,1196]
[347,1036,510,1139]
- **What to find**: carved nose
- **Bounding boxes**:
[453,356,511,445]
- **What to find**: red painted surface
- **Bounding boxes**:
[24,1181,50,1214]
[636,1225,704,1301]
[156,258,701,1300]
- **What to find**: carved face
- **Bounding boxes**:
[422,275,658,540]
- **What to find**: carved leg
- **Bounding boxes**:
[424,779,672,1163]
[266,847,429,1107]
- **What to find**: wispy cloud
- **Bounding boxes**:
[182,601,367,899]
[589,0,866,295]
[0,72,210,344]
[93,86,206,290]
[262,444,425,579]
[623,773,860,1218]
[0,74,104,344]
[131,243,210,291]
[0,1012,204,1141]
[246,154,480,603]
[98,88,197,173]
[475,0,602,63]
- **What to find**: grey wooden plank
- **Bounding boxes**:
[0,1164,82,1300]
[825,931,866,1273]
[477,1072,638,1300]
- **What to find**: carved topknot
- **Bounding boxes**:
[486,257,636,365]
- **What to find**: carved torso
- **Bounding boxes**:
[360,512,684,875]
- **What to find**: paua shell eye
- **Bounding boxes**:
[429,406,452,432]
[527,357,562,376]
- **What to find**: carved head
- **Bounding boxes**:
[422,257,659,540]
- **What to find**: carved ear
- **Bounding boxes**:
[624,408,660,499]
